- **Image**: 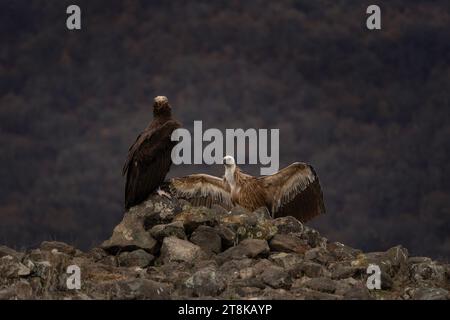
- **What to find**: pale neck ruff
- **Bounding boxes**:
[224,165,236,189]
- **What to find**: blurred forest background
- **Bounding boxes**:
[1,0,449,260]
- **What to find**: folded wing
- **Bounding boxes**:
[123,120,180,209]
[259,162,325,222]
[170,174,232,210]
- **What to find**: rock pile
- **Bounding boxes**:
[0,194,449,300]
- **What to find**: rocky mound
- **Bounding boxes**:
[1,194,449,300]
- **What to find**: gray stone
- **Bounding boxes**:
[303,277,337,293]
[0,246,24,260]
[252,207,272,220]
[117,249,154,268]
[40,241,77,255]
[410,261,446,284]
[230,205,251,216]
[273,216,304,234]
[328,242,361,261]
[136,193,179,227]
[305,247,333,265]
[293,287,343,300]
[108,278,172,299]
[269,234,309,254]
[185,266,226,297]
[260,265,292,289]
[215,225,236,247]
[350,246,409,278]
[410,287,449,300]
[218,258,254,279]
[343,283,373,300]
[173,206,220,233]
[190,225,222,254]
[101,211,158,254]
[269,252,304,271]
[294,261,328,278]
[331,263,364,280]
[149,221,186,241]
[220,212,277,242]
[160,236,205,264]
[217,239,269,262]
[0,256,30,279]
[252,259,276,275]
[408,257,432,264]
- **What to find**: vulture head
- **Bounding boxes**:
[153,96,171,117]
[223,155,236,167]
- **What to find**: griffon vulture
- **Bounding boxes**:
[123,96,181,209]
[170,155,325,222]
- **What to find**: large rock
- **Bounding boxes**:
[160,237,205,264]
[190,226,222,254]
[137,194,180,227]
[1,194,448,300]
[100,211,158,254]
[409,260,447,285]
[350,245,409,278]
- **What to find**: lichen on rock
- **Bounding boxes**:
[0,193,448,300]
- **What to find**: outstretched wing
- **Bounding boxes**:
[259,162,325,222]
[123,120,180,209]
[170,174,232,210]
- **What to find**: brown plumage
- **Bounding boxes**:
[123,96,181,209]
[170,155,325,223]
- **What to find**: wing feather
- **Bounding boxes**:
[170,174,232,210]
[259,162,325,222]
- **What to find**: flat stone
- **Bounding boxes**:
[269,234,309,254]
[217,239,269,262]
[108,279,172,299]
[303,277,336,293]
[40,241,77,255]
[410,287,449,300]
[117,249,154,268]
[160,236,205,264]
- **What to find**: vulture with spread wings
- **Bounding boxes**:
[170,155,325,222]
[123,96,181,209]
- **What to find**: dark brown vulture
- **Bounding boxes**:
[123,96,181,209]
[170,155,325,223]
